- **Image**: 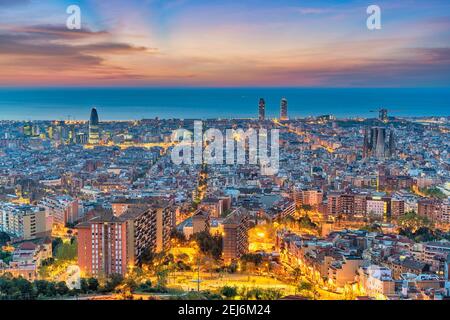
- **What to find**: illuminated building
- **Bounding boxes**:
[222,208,250,263]
[76,212,127,277]
[258,98,265,121]
[293,187,323,207]
[280,97,288,121]
[359,265,395,299]
[0,203,50,240]
[47,126,54,139]
[391,198,405,218]
[341,194,355,215]
[379,108,388,123]
[68,125,76,144]
[112,198,175,253]
[76,132,88,144]
[327,192,342,216]
[366,199,387,218]
[192,209,210,234]
[88,107,100,145]
[23,123,32,136]
[77,201,175,276]
[418,199,446,223]
[39,196,79,225]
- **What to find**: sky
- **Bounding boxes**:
[0,0,449,87]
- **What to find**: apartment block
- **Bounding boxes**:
[222,208,250,263]
[0,202,50,240]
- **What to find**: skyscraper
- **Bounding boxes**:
[280,97,288,121]
[88,107,100,145]
[258,98,265,121]
[379,109,388,123]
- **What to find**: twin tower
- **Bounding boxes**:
[258,98,288,121]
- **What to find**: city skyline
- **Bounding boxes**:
[0,0,450,87]
[0,0,450,304]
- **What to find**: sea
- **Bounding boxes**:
[0,87,448,121]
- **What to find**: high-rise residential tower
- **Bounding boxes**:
[258,98,265,121]
[76,200,175,277]
[280,97,288,121]
[222,208,250,263]
[88,108,100,145]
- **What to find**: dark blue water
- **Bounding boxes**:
[0,87,448,120]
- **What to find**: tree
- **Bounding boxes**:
[297,281,315,299]
[421,187,446,199]
[292,267,302,282]
[171,229,187,243]
[0,232,10,246]
[34,280,54,297]
[240,253,264,273]
[102,274,124,293]
[398,211,432,232]
[52,238,63,255]
[241,253,263,266]
[55,281,69,296]
[0,251,12,264]
[399,226,439,243]
[240,287,282,300]
[55,239,77,260]
[46,282,57,297]
[220,286,238,299]
[13,277,35,300]
[87,277,99,292]
[360,223,382,233]
[298,215,318,230]
[140,247,156,266]
[123,277,138,293]
[298,281,312,292]
[192,231,222,260]
[156,268,169,290]
[138,280,153,293]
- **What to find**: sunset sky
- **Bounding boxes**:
[0,0,449,87]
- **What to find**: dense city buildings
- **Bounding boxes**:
[280,98,288,121]
[0,104,449,300]
[0,203,50,240]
